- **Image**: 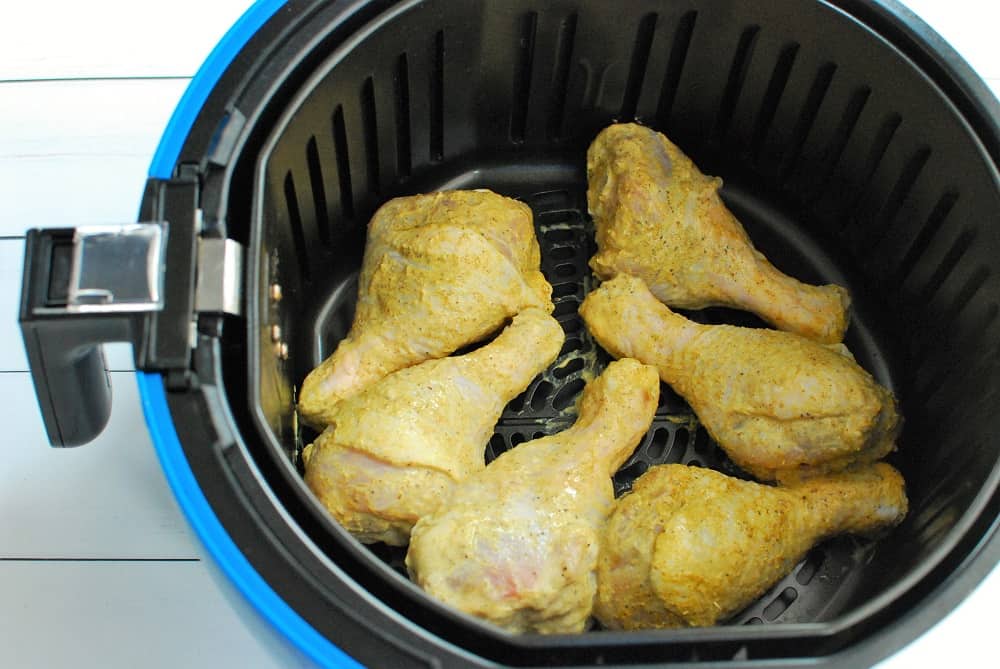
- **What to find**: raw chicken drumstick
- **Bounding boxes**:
[298,189,553,427]
[303,309,564,546]
[580,274,900,482]
[595,462,907,629]
[587,122,850,343]
[406,359,660,634]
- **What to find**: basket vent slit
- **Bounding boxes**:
[809,85,870,201]
[795,549,824,586]
[912,346,962,406]
[918,226,976,304]
[619,12,659,122]
[944,266,991,324]
[779,61,836,179]
[393,53,412,178]
[305,136,330,247]
[429,30,444,160]
[552,378,585,410]
[361,76,381,196]
[750,42,799,158]
[655,10,697,128]
[844,113,902,224]
[331,105,355,220]
[511,12,538,143]
[646,427,671,459]
[283,172,311,281]
[714,25,760,141]
[864,147,931,249]
[763,587,798,621]
[546,13,577,140]
[907,270,994,364]
[893,191,959,286]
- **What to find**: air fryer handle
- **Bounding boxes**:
[19,225,166,447]
[22,312,117,448]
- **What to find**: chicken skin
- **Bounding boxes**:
[580,275,900,482]
[405,359,660,634]
[595,462,907,629]
[302,309,564,546]
[587,123,850,343]
[298,189,553,427]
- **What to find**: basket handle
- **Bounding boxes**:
[19,224,166,446]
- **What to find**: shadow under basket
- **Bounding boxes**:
[195,0,1000,666]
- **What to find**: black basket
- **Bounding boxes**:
[167,0,1000,666]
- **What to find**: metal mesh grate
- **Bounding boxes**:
[480,185,880,626]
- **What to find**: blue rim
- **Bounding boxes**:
[139,1,362,666]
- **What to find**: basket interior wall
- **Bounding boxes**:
[247,0,1000,632]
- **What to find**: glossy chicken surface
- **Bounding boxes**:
[595,463,907,629]
[406,359,660,634]
[302,309,564,546]
[580,275,900,482]
[298,189,553,427]
[587,123,850,343]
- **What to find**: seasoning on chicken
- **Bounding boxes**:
[405,359,660,634]
[302,309,564,546]
[587,122,850,343]
[595,462,907,629]
[580,274,900,482]
[298,189,553,428]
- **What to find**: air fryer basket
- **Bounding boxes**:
[212,0,999,664]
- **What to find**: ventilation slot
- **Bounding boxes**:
[810,86,870,200]
[305,136,330,247]
[750,42,799,158]
[430,30,445,160]
[532,380,554,411]
[763,587,798,621]
[865,147,931,249]
[394,54,412,178]
[795,549,824,585]
[283,172,310,282]
[553,378,586,410]
[912,360,953,407]
[619,13,658,121]
[553,298,579,318]
[552,282,579,299]
[655,10,697,127]
[714,25,760,140]
[560,336,584,356]
[487,433,507,460]
[844,113,902,223]
[908,269,994,371]
[547,13,577,140]
[553,356,585,380]
[942,266,990,326]
[646,427,671,460]
[613,460,649,493]
[361,77,381,196]
[511,12,538,143]
[332,105,355,220]
[918,227,976,304]
[779,62,836,178]
[893,191,958,286]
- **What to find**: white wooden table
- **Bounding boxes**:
[0,1,996,667]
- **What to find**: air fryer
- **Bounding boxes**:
[18,0,1000,666]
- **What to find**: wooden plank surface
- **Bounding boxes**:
[0,560,295,669]
[0,1,996,668]
[0,1,256,80]
[0,371,199,559]
[0,79,190,236]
